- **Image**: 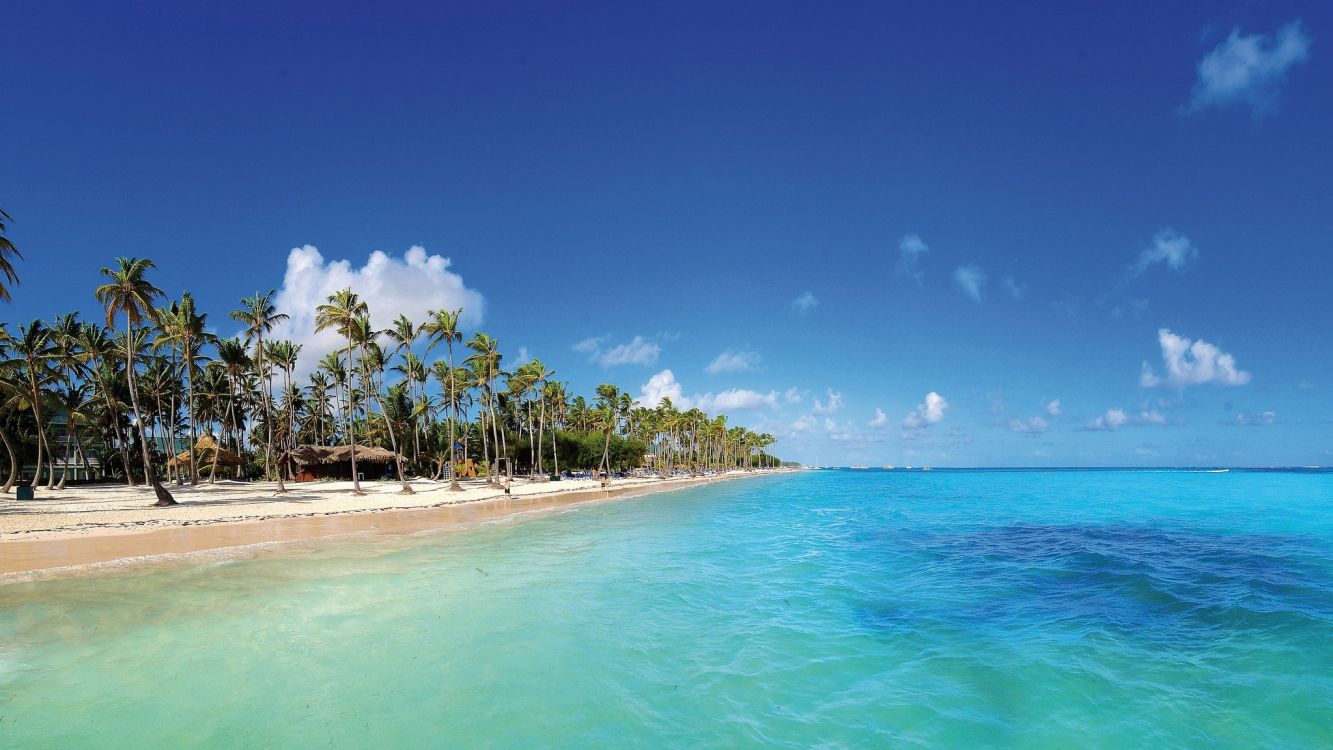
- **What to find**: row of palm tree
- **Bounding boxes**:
[0,226,782,506]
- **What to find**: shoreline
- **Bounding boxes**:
[0,469,792,582]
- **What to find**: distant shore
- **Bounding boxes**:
[0,469,795,581]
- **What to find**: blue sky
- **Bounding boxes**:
[4,1,1331,466]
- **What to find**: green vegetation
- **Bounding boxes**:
[0,240,779,504]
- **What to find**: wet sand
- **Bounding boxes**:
[0,471,785,581]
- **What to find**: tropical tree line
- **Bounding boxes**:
[0,229,780,505]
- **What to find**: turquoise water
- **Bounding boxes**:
[3,469,1332,747]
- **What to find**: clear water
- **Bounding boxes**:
[3,470,1332,748]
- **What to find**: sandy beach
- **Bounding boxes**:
[0,470,787,580]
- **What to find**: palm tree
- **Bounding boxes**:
[231,291,289,493]
[423,308,464,490]
[349,316,413,495]
[465,332,503,485]
[159,292,211,485]
[50,314,90,488]
[0,208,23,302]
[266,339,300,478]
[8,321,57,489]
[0,325,24,491]
[94,257,175,506]
[314,288,368,496]
[213,338,251,482]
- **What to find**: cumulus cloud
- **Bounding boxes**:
[792,291,819,315]
[1010,416,1049,434]
[1131,229,1199,277]
[637,369,777,412]
[868,408,888,428]
[903,392,949,429]
[575,335,661,367]
[999,275,1027,300]
[1138,410,1168,425]
[1086,408,1129,431]
[811,390,844,415]
[790,414,817,433]
[1184,21,1312,116]
[952,265,988,303]
[898,233,930,284]
[1086,408,1168,431]
[1232,410,1277,426]
[1140,328,1252,388]
[705,349,762,375]
[783,387,803,405]
[1045,398,1063,417]
[269,245,484,378]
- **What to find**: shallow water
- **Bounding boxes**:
[2,470,1331,747]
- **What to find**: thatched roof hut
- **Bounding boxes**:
[280,444,404,481]
[170,435,244,467]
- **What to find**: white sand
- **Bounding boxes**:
[0,471,776,539]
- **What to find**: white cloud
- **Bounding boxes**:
[636,369,777,413]
[1138,410,1168,425]
[1132,229,1199,277]
[783,387,803,405]
[792,291,819,315]
[700,388,779,412]
[1045,398,1063,417]
[705,349,762,375]
[811,390,844,415]
[1086,408,1168,431]
[868,408,888,428]
[790,414,817,433]
[1233,410,1277,426]
[1185,21,1312,116]
[898,233,930,284]
[513,346,531,366]
[824,418,858,442]
[952,265,988,303]
[1087,408,1129,431]
[999,275,1027,300]
[572,336,603,354]
[638,369,684,407]
[1140,328,1252,388]
[576,335,661,367]
[1010,416,1049,434]
[903,392,949,429]
[270,245,484,378]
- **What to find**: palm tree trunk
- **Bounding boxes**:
[344,343,364,495]
[125,321,175,506]
[186,350,199,485]
[0,423,18,493]
[57,421,76,489]
[258,334,287,494]
[447,343,461,491]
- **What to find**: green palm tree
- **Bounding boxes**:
[9,321,58,489]
[315,288,368,496]
[79,324,135,484]
[465,332,504,485]
[265,339,300,477]
[158,292,212,484]
[214,338,251,482]
[0,208,23,302]
[231,291,289,493]
[349,316,413,494]
[50,314,90,488]
[423,308,464,490]
[0,325,24,492]
[94,257,175,506]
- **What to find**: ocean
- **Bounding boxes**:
[2,469,1331,747]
